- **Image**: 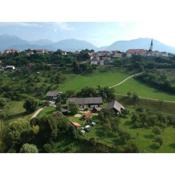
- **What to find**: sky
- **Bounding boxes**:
[0,22,175,47]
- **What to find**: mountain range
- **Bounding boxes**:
[0,34,175,53]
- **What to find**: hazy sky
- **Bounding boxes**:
[0,22,174,47]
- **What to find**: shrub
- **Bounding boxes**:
[20,143,38,153]
[23,98,38,113]
[68,102,78,115]
[154,135,163,146]
[152,126,161,135]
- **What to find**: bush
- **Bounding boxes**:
[152,126,161,135]
[0,98,7,108]
[23,98,38,113]
[154,135,163,146]
[68,102,78,115]
[151,142,161,149]
[20,143,38,153]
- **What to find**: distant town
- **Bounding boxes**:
[0,39,174,70]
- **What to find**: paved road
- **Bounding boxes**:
[31,108,43,119]
[109,72,143,88]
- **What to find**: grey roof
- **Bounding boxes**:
[46,91,59,97]
[107,100,125,113]
[68,97,103,105]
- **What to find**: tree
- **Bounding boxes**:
[152,126,161,135]
[23,98,38,113]
[77,87,97,97]
[68,102,78,115]
[20,143,38,153]
[132,93,139,104]
[97,86,116,101]
[5,119,31,149]
[127,92,132,98]
[154,135,163,146]
[0,98,7,108]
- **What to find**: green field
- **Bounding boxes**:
[59,70,175,101]
[59,70,127,91]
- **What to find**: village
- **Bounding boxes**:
[0,39,174,70]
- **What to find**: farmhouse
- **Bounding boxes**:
[67,97,103,110]
[46,90,61,101]
[107,100,125,114]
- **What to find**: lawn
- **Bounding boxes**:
[59,70,175,101]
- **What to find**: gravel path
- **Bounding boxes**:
[109,72,143,88]
[31,108,44,119]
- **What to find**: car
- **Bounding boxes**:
[91,121,96,126]
[84,125,91,132]
[80,129,86,135]
[81,127,85,130]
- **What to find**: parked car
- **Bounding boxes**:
[81,127,85,130]
[91,121,96,126]
[80,129,86,135]
[84,125,91,132]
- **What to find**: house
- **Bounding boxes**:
[67,97,103,110]
[35,49,48,55]
[90,57,99,65]
[107,100,125,114]
[25,49,35,56]
[46,90,61,101]
[3,49,18,54]
[126,49,147,56]
[111,51,123,58]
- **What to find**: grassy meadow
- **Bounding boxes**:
[59,70,175,101]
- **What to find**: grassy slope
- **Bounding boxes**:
[59,70,127,92]
[120,114,175,153]
[59,70,175,101]
[115,78,175,101]
[4,101,25,116]
[3,101,33,122]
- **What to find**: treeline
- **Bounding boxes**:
[136,71,175,94]
[114,55,175,73]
